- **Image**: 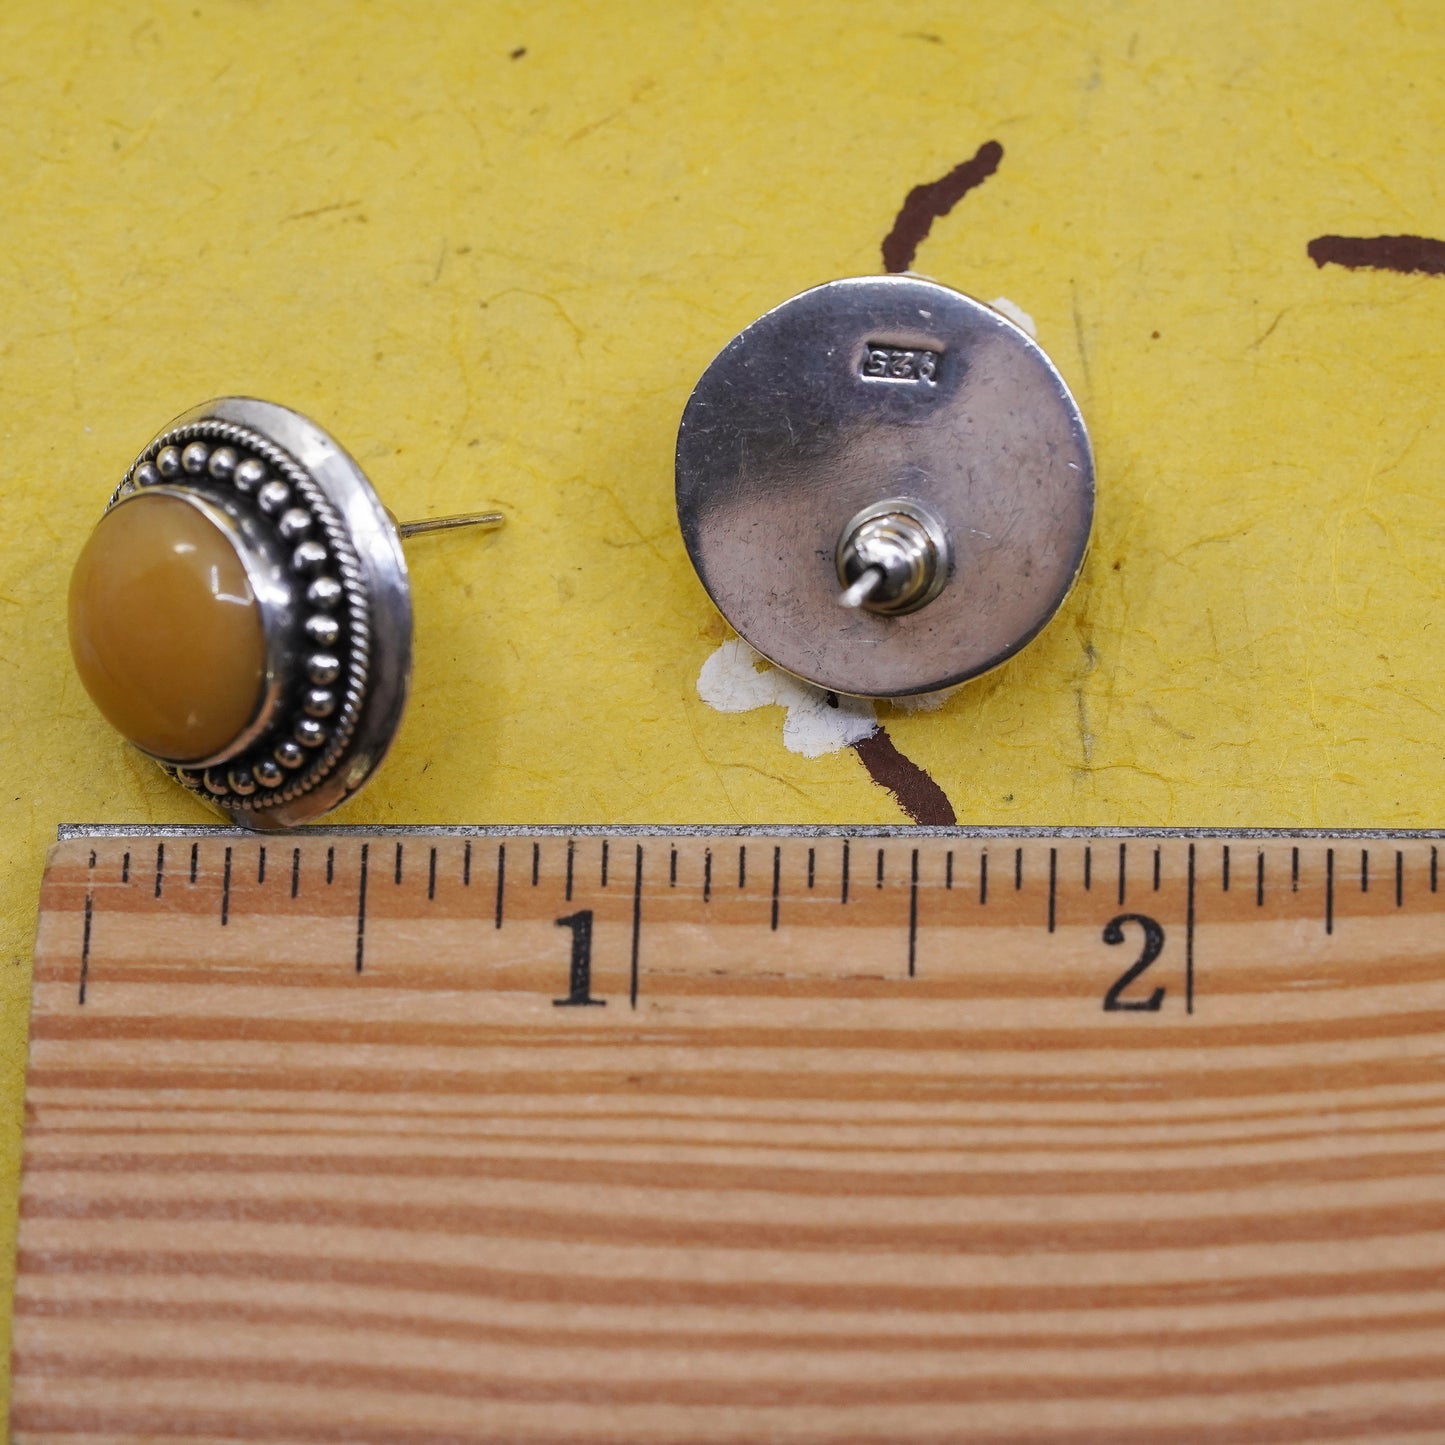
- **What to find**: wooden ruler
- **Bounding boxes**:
[14,826,1445,1442]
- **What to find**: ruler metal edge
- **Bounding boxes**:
[57,822,1445,840]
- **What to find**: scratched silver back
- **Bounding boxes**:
[675,275,1094,697]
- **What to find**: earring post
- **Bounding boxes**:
[396,510,505,540]
[837,566,884,610]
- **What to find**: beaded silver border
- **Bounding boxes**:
[109,418,371,817]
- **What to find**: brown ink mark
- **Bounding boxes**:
[882,140,1003,274]
[852,728,957,826]
[1308,234,1445,277]
[510,46,527,60]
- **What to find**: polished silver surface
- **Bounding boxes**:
[834,498,949,615]
[110,398,414,829]
[675,275,1094,697]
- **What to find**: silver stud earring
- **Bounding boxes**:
[68,397,501,828]
[675,275,1093,698]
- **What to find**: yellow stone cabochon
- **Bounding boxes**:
[68,492,266,764]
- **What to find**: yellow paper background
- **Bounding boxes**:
[1,0,1442,1406]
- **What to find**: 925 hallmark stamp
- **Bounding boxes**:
[860,344,941,384]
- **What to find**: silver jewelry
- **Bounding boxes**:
[675,276,1093,698]
[69,397,501,828]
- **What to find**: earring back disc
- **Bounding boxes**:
[675,276,1093,698]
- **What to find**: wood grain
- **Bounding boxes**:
[13,830,1445,1443]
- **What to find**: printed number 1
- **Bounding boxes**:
[554,910,604,1007]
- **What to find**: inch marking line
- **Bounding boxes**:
[355,843,370,973]
[1048,847,1057,934]
[77,850,95,1006]
[629,844,644,1010]
[1185,842,1196,1015]
[1327,847,1335,936]
[908,847,920,974]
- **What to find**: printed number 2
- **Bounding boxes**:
[554,910,604,1007]
[1102,913,1166,1012]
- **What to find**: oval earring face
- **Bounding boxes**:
[69,397,412,828]
[675,276,1094,698]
